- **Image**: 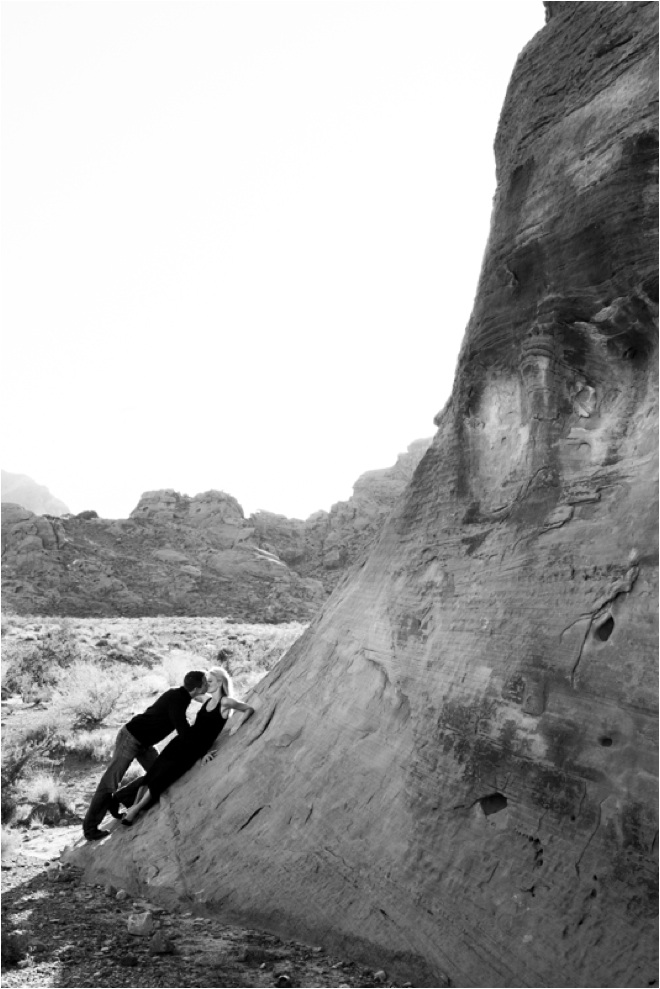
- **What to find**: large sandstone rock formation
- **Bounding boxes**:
[1,470,70,516]
[1,442,429,621]
[73,5,658,986]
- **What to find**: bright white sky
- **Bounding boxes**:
[2,1,544,521]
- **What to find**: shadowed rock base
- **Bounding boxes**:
[75,4,658,987]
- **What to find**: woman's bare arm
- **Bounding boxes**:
[202,698,255,763]
[223,697,255,715]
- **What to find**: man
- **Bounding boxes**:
[82,670,208,840]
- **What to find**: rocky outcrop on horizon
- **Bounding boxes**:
[75,4,658,987]
[1,441,431,621]
[1,470,70,517]
[251,438,432,582]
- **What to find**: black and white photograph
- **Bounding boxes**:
[2,2,657,987]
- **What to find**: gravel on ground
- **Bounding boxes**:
[2,827,410,989]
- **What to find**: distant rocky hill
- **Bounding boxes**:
[1,470,70,516]
[1,440,431,621]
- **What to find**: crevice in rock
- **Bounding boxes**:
[575,796,605,875]
[569,620,593,688]
[478,862,500,887]
[245,704,277,747]
[238,805,267,831]
[163,796,194,905]
[570,565,639,686]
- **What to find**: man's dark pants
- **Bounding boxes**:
[83,726,157,837]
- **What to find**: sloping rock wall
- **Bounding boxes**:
[74,4,658,986]
[1,443,429,621]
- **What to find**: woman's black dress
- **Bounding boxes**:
[115,699,227,807]
[145,698,227,798]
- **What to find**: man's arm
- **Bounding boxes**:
[169,693,192,738]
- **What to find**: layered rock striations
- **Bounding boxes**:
[1,443,429,621]
[76,4,658,986]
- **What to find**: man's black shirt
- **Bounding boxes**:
[126,687,192,746]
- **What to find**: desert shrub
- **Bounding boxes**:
[1,642,43,696]
[65,727,116,762]
[50,660,135,729]
[1,619,82,696]
[1,711,69,823]
[14,771,74,826]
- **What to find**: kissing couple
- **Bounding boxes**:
[83,652,254,840]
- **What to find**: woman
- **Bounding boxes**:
[116,667,254,826]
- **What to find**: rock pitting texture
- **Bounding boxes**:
[75,5,658,987]
[1,443,429,622]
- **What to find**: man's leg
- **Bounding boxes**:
[137,745,158,772]
[82,728,141,837]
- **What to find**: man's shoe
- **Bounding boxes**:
[107,795,122,820]
[84,829,110,841]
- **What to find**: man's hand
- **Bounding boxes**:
[202,751,216,765]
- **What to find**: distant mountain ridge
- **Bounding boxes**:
[1,440,432,621]
[1,470,70,516]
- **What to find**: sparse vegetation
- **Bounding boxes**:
[1,711,68,823]
[63,726,116,762]
[20,771,68,807]
[50,660,136,729]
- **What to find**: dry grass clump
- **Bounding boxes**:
[1,710,69,824]
[15,770,75,825]
[20,771,68,806]
[64,726,116,762]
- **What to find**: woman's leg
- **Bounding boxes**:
[123,786,154,823]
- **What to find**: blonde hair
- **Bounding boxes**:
[205,666,233,714]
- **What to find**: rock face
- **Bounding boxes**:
[252,439,432,586]
[1,443,429,621]
[1,470,70,516]
[71,5,660,986]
